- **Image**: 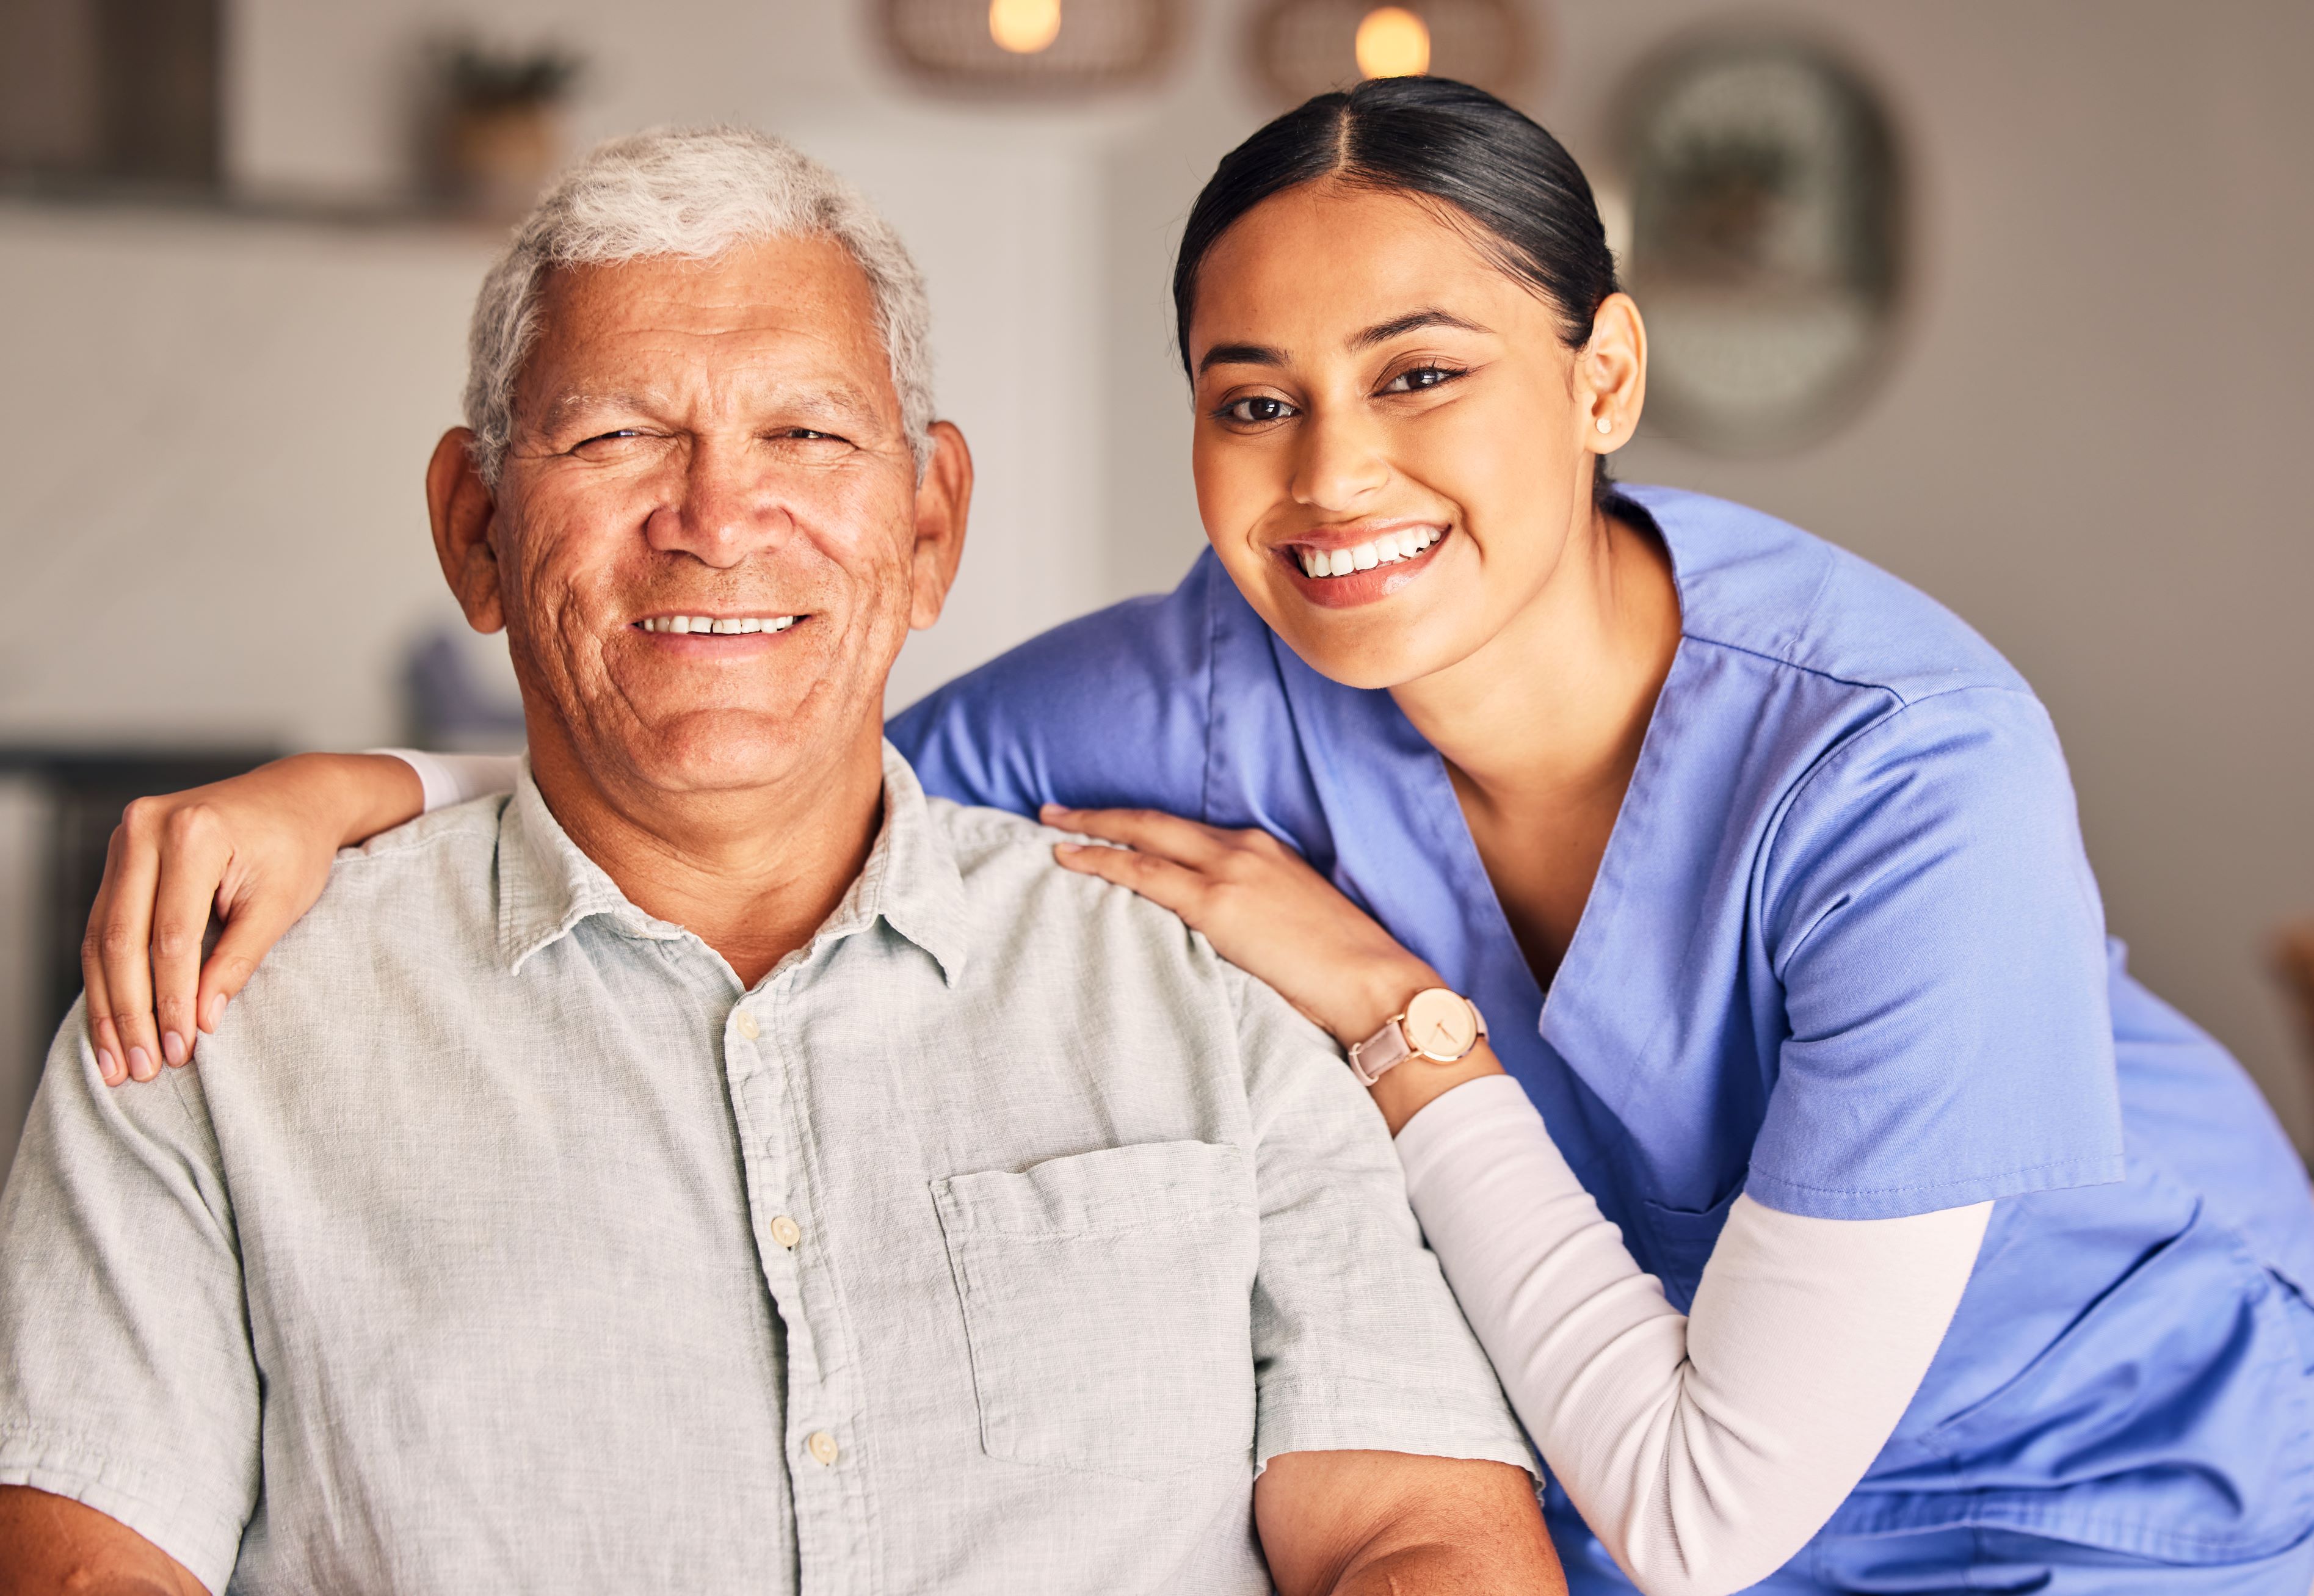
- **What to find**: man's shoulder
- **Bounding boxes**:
[926,798,1231,985]
[930,798,1158,910]
[267,794,509,978]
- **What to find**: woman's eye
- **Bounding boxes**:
[1220,396,1297,426]
[1382,365,1465,395]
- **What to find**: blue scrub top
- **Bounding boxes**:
[889,485,2314,1573]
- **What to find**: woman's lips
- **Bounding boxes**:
[1276,528,1447,609]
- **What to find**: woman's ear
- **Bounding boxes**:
[1580,292,1648,453]
[907,420,975,633]
[426,429,507,635]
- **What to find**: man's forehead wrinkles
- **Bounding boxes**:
[528,371,890,436]
[539,386,669,427]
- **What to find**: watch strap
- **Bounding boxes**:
[1348,1017,1413,1086]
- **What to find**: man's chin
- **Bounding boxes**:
[592,707,871,797]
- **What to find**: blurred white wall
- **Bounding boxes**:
[0,0,2307,1152]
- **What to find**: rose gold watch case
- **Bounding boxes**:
[1349,988,1489,1084]
[1402,987,1482,1061]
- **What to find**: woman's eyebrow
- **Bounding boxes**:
[1351,309,1491,349]
[1197,342,1283,375]
[1194,310,1494,376]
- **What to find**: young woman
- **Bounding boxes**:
[79,81,2314,1595]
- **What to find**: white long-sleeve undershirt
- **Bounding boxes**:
[374,749,523,816]
[1396,1074,1989,1596]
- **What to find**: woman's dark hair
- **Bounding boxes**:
[1173,76,1625,506]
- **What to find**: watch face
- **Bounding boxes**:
[1404,988,1479,1062]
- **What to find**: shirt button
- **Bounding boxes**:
[806,1429,840,1468]
[734,1009,761,1042]
[769,1214,802,1250]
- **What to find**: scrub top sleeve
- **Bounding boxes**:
[885,573,1218,821]
[1749,687,2125,1221]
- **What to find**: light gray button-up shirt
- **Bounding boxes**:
[0,747,1528,1594]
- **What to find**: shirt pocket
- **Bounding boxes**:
[930,1139,1258,1481]
[1638,1183,1743,1313]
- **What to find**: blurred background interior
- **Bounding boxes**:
[1,0,2309,1181]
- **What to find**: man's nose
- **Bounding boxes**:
[1288,408,1393,513]
[644,438,786,567]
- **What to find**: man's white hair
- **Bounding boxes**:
[463,125,935,487]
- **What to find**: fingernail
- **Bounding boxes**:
[202,993,227,1031]
[162,1031,188,1067]
[1040,803,1066,816]
[128,1046,156,1082]
[96,1048,120,1083]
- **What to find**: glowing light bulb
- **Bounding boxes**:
[990,0,1062,54]
[1355,6,1431,79]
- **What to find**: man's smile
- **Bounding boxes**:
[634,611,802,636]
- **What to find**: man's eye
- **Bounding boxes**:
[576,429,646,450]
[776,428,846,444]
[1220,396,1296,426]
[1381,365,1465,394]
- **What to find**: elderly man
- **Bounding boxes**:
[0,130,1556,1594]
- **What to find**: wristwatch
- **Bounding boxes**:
[1348,988,1489,1085]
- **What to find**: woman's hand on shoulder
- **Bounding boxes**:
[82,752,424,1086]
[1043,805,1436,1046]
[1044,805,1503,1130]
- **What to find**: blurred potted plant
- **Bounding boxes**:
[427,38,584,222]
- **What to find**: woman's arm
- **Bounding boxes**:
[1046,805,1989,1596]
[1400,1077,1987,1596]
[81,750,518,1084]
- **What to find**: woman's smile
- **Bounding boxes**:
[1275,521,1450,609]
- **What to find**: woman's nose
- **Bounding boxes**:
[1289,412,1392,512]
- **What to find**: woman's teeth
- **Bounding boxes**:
[641,614,798,635]
[1294,526,1441,579]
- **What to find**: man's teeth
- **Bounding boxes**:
[641,614,799,635]
[1296,526,1442,579]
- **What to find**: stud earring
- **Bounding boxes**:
[1596,416,1614,435]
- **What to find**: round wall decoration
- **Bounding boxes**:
[879,0,1181,95]
[1250,0,1538,107]
[1615,34,1906,454]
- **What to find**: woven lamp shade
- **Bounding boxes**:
[1250,0,1538,106]
[879,0,1182,94]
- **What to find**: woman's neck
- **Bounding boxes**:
[1392,504,1681,810]
[1390,502,1682,984]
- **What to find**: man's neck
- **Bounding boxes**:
[528,719,888,988]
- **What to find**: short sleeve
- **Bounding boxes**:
[0,1003,260,1589]
[1228,970,1534,1476]
[1750,687,2125,1219]
[887,560,1217,819]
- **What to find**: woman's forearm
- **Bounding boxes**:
[1396,1076,1989,1596]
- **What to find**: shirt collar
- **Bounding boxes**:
[495,742,970,986]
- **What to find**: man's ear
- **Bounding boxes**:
[426,429,507,635]
[907,421,974,633]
